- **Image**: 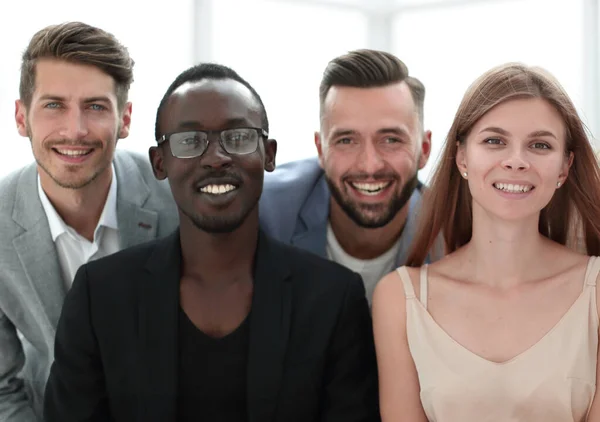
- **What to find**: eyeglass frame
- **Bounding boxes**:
[156,127,269,159]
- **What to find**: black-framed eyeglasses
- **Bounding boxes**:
[157,127,268,159]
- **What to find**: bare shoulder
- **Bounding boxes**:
[374,267,411,303]
[372,268,409,317]
[373,265,424,319]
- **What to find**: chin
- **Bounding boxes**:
[487,209,542,223]
[189,213,248,234]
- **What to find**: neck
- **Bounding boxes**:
[462,205,551,287]
[329,198,408,260]
[39,166,113,242]
[179,212,259,286]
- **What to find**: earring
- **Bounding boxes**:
[462,172,468,178]
[557,181,562,188]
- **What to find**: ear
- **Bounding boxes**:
[455,141,467,175]
[558,150,574,187]
[315,131,325,169]
[118,102,133,139]
[15,100,29,137]
[418,130,432,169]
[263,138,277,172]
[149,146,167,180]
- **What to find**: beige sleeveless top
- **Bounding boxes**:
[396,257,600,422]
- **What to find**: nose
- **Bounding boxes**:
[357,140,385,175]
[201,136,233,169]
[58,107,89,140]
[501,147,530,171]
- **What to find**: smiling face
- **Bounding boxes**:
[456,97,573,221]
[316,81,431,228]
[150,78,276,234]
[15,58,131,190]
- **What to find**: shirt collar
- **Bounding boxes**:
[98,164,119,230]
[37,164,118,242]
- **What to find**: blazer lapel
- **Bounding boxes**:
[137,231,181,421]
[291,174,330,257]
[12,165,66,330]
[113,152,160,249]
[247,232,292,422]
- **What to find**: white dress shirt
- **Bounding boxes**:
[37,166,120,290]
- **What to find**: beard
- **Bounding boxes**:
[179,197,259,234]
[326,170,420,229]
[36,158,108,189]
[28,120,118,190]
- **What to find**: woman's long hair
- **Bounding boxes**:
[406,63,600,266]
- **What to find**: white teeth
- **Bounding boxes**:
[351,181,390,195]
[493,183,533,193]
[200,184,236,195]
[55,149,92,156]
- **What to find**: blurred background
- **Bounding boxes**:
[1,0,598,182]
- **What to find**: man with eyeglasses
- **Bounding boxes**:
[43,63,380,422]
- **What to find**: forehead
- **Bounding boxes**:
[322,82,418,133]
[470,98,566,138]
[160,79,262,132]
[32,58,117,102]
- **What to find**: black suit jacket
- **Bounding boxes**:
[44,230,380,422]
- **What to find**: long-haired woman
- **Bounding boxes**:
[372,63,600,422]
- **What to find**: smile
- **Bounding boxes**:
[493,182,534,193]
[53,148,93,157]
[350,181,391,196]
[199,184,238,195]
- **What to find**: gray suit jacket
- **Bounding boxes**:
[0,150,179,421]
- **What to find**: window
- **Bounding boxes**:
[210,0,369,165]
[392,0,587,182]
[0,0,194,178]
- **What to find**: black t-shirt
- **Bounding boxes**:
[177,307,250,421]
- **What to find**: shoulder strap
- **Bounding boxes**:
[585,256,600,287]
[420,265,429,309]
[396,266,416,299]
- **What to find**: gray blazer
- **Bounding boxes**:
[0,149,179,421]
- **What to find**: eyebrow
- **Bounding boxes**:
[330,126,411,138]
[177,117,254,131]
[528,130,557,140]
[82,96,112,104]
[37,95,112,104]
[377,126,411,137]
[330,128,358,138]
[479,127,557,140]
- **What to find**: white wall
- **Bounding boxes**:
[392,0,596,182]
[210,0,369,165]
[0,0,194,178]
[0,0,597,182]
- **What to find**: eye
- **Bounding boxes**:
[88,104,107,111]
[224,131,251,143]
[179,136,201,146]
[335,137,353,145]
[484,137,504,145]
[44,102,61,109]
[382,136,403,144]
[532,142,551,150]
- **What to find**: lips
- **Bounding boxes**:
[492,182,535,193]
[195,176,242,195]
[199,184,237,195]
[53,148,94,157]
[350,181,392,196]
